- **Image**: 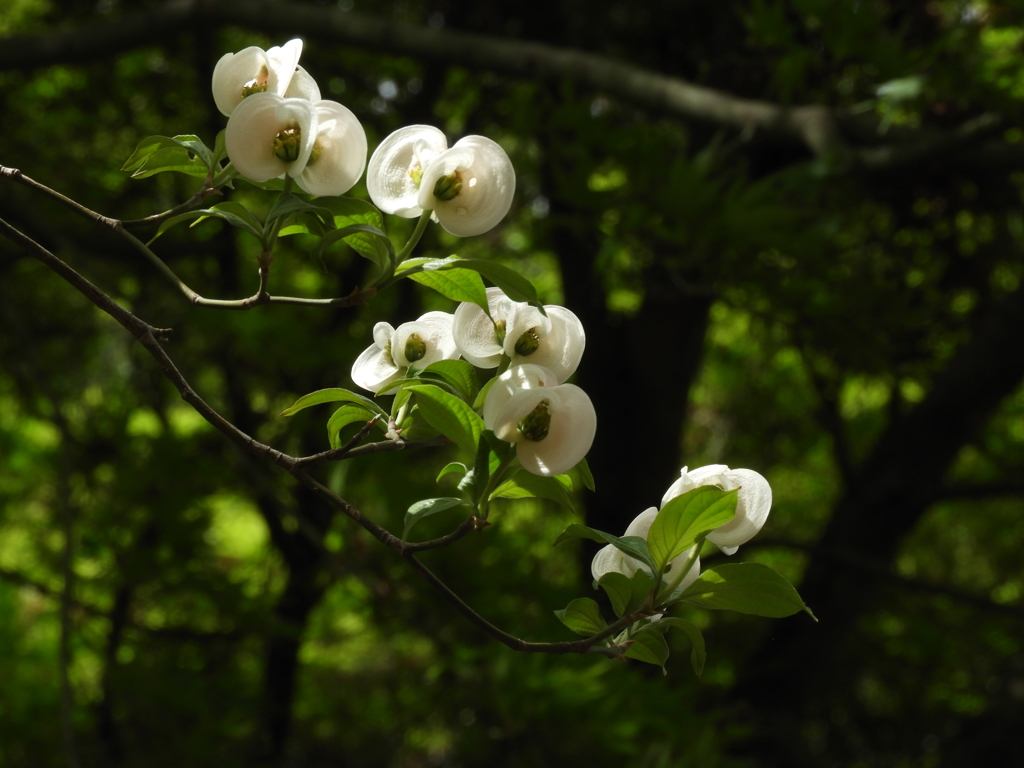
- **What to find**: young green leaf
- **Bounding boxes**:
[315,223,395,283]
[490,470,575,513]
[421,359,479,402]
[280,388,387,418]
[647,486,738,573]
[678,562,816,619]
[122,135,212,178]
[408,267,489,312]
[395,256,541,310]
[403,497,470,540]
[436,462,467,483]
[405,385,484,455]
[642,618,706,677]
[148,202,265,245]
[265,192,333,227]
[574,457,596,492]
[326,404,377,449]
[553,524,657,574]
[597,570,655,618]
[624,629,669,673]
[554,598,606,636]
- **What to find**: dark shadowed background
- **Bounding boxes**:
[1,0,1023,766]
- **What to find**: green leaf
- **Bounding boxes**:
[646,618,706,677]
[490,470,575,513]
[326,404,377,449]
[265,193,333,227]
[317,197,393,276]
[554,598,606,636]
[405,385,485,456]
[280,388,387,418]
[553,524,657,574]
[395,256,541,309]
[678,563,816,619]
[597,570,655,618]
[315,223,395,284]
[169,134,215,170]
[213,128,228,165]
[647,486,738,573]
[122,134,213,178]
[575,458,596,492]
[421,360,478,402]
[624,629,669,673]
[391,386,412,418]
[436,462,467,483]
[148,202,265,245]
[403,497,470,540]
[473,375,498,410]
[409,267,489,312]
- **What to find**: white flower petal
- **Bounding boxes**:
[481,364,559,429]
[452,289,504,368]
[705,468,772,552]
[662,464,772,555]
[390,311,457,369]
[212,46,270,117]
[284,65,322,102]
[509,305,585,382]
[367,125,449,217]
[591,543,637,581]
[418,136,516,237]
[225,92,291,182]
[295,100,367,197]
[502,303,551,357]
[350,345,401,393]
[265,38,303,96]
[351,322,400,392]
[274,98,319,177]
[512,384,596,476]
[372,321,395,350]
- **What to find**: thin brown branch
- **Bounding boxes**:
[1,166,376,310]
[0,217,655,656]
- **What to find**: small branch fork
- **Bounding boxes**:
[0,216,633,657]
[1,167,377,310]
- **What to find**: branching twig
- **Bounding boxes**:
[0,217,649,655]
[1,167,377,310]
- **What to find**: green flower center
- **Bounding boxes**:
[409,164,423,188]
[241,65,269,98]
[432,171,463,201]
[518,399,551,442]
[514,328,541,357]
[273,126,302,163]
[404,333,427,363]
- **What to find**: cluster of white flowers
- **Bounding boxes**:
[213,39,515,230]
[591,465,773,586]
[367,126,515,237]
[214,39,367,197]
[352,291,595,476]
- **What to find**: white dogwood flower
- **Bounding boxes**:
[453,288,585,381]
[212,39,322,117]
[590,507,701,592]
[367,126,515,236]
[483,364,596,476]
[366,125,449,217]
[351,312,459,393]
[225,93,366,197]
[661,465,772,555]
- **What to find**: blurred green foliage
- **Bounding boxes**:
[1,1,1024,766]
